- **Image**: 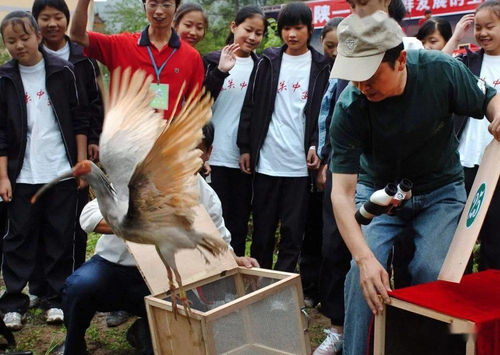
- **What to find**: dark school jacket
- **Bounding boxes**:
[0,50,87,185]
[237,45,332,171]
[454,48,484,140]
[68,39,103,145]
[203,50,260,101]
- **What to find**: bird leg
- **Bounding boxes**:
[166,266,179,320]
[173,268,192,326]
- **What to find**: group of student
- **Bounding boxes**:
[0,0,499,354]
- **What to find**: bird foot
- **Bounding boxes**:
[179,290,193,326]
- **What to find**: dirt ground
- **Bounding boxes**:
[5,304,329,354]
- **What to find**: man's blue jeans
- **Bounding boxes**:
[62,255,151,355]
[343,181,466,355]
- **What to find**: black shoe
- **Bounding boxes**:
[126,318,153,355]
[106,311,130,327]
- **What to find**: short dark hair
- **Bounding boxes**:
[416,17,452,43]
[277,2,313,38]
[424,9,432,14]
[1,11,39,38]
[202,122,214,149]
[226,6,268,44]
[320,17,343,38]
[32,0,70,23]
[173,3,207,28]
[388,0,407,24]
[381,42,404,69]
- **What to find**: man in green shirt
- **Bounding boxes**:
[329,12,500,355]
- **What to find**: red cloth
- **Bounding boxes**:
[389,270,500,355]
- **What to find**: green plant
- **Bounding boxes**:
[261,18,282,51]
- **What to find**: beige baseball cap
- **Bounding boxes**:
[330,11,405,81]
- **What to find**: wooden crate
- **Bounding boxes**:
[126,205,310,354]
[145,266,310,355]
[374,297,475,355]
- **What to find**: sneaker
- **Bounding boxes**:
[313,328,343,355]
[46,308,64,324]
[106,311,130,327]
[28,294,39,308]
[304,297,316,308]
[3,312,23,331]
[50,343,65,355]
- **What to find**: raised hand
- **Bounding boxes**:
[218,43,241,73]
[453,14,475,43]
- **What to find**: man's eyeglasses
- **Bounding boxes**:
[146,2,175,10]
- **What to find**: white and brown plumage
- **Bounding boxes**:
[32,68,227,317]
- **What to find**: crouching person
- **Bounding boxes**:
[58,172,257,355]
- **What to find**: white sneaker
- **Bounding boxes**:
[46,308,64,324]
[3,312,23,331]
[28,294,40,308]
[313,328,343,355]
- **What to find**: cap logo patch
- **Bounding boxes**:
[344,38,357,53]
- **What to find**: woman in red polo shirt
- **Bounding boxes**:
[70,0,204,119]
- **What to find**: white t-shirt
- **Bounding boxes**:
[209,56,254,169]
[80,175,232,266]
[257,51,311,177]
[43,41,70,61]
[458,53,500,167]
[17,59,71,184]
[403,37,424,50]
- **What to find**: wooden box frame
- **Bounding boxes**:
[373,140,500,355]
[374,298,476,355]
[145,267,311,355]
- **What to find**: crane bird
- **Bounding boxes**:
[32,68,227,319]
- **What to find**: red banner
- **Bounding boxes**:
[306,0,484,28]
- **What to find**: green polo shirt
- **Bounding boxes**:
[329,50,496,195]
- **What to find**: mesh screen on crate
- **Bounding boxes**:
[164,274,302,354]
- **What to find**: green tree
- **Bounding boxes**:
[101,0,289,55]
[0,42,11,65]
[105,0,149,34]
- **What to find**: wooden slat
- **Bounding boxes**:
[127,205,237,295]
[439,140,500,282]
[239,267,297,280]
[204,277,296,322]
[388,298,474,331]
[374,307,387,355]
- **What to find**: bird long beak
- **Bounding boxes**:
[30,170,74,204]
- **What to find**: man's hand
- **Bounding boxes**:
[88,144,100,162]
[202,161,211,176]
[239,153,252,174]
[316,164,328,190]
[234,256,260,268]
[307,147,320,170]
[0,177,12,202]
[218,43,240,73]
[489,115,500,141]
[357,254,392,314]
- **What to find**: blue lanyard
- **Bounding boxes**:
[146,46,177,83]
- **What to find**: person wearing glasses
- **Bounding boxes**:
[70,0,204,120]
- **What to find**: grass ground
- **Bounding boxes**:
[1,233,330,354]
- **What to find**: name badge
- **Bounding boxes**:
[150,83,169,110]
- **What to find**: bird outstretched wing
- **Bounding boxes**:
[99,68,166,199]
[126,86,213,229]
